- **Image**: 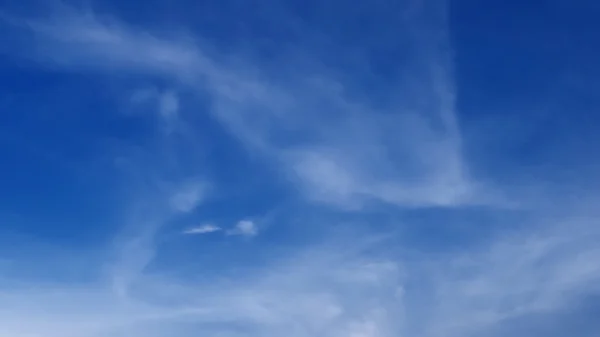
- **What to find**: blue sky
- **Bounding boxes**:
[0,0,599,336]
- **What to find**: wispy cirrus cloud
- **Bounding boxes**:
[1,209,600,337]
[1,2,598,337]
[108,178,210,299]
[1,3,497,210]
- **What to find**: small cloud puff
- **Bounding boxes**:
[183,224,221,235]
[169,182,206,213]
[227,220,258,237]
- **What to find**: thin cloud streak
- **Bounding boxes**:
[1,211,600,337]
[183,224,221,235]
[2,6,498,209]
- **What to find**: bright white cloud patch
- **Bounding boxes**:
[183,224,221,235]
[227,220,258,237]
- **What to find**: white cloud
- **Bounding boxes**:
[227,220,258,237]
[2,213,600,337]
[17,12,211,80]
[108,180,209,298]
[182,224,221,235]
[421,220,600,337]
[2,4,599,337]
[2,6,502,210]
[169,182,206,213]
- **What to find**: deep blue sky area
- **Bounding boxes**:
[0,1,599,336]
[452,0,600,185]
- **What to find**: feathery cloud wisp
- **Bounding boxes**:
[2,211,600,337]
[4,7,493,210]
[1,2,597,337]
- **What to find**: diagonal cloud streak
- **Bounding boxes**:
[2,3,494,209]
